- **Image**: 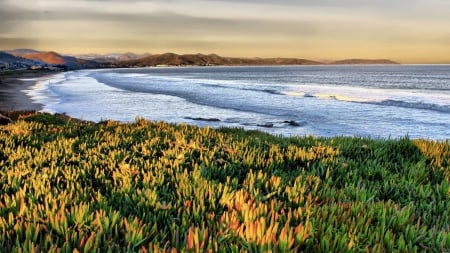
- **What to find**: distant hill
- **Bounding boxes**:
[0,52,23,62]
[0,51,44,70]
[1,50,99,70]
[330,59,399,65]
[7,49,79,66]
[22,51,70,65]
[6,49,42,56]
[2,48,400,71]
[75,52,151,63]
[118,53,322,67]
[21,51,98,69]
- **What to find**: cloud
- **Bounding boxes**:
[438,34,450,45]
[0,3,37,36]
[0,37,40,49]
[204,0,408,8]
[104,12,315,38]
[1,0,449,62]
[0,1,316,39]
[217,0,424,7]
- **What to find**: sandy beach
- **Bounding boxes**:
[0,70,57,111]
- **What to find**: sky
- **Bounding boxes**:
[1,0,450,63]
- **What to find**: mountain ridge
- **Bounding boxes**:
[1,48,400,71]
[330,59,399,65]
[22,51,70,65]
[6,49,42,56]
[0,51,46,70]
[1,50,99,70]
[115,52,399,67]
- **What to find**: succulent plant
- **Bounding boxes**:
[0,112,448,252]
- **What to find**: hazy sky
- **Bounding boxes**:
[1,0,450,63]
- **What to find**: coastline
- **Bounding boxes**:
[0,70,57,111]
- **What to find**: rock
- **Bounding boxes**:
[185,117,221,122]
[257,123,274,128]
[284,120,301,126]
[0,113,13,125]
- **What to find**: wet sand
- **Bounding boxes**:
[0,70,58,111]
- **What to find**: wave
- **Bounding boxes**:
[282,91,450,113]
[89,72,287,117]
[23,72,69,113]
[91,70,450,115]
[313,93,371,103]
[374,100,450,113]
[25,67,450,139]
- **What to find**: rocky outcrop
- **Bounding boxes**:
[185,117,221,122]
[0,113,12,125]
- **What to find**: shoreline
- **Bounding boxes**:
[0,70,58,112]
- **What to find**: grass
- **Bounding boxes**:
[0,112,449,252]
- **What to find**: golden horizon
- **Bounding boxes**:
[1,0,449,64]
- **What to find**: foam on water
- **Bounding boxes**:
[22,73,67,112]
[25,66,450,139]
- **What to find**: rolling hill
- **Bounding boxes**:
[21,51,98,69]
[330,59,399,65]
[6,49,42,56]
[1,48,400,70]
[118,53,323,67]
[22,51,70,65]
[0,51,44,70]
[1,49,100,70]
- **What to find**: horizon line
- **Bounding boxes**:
[4,48,450,65]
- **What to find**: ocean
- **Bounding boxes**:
[25,65,450,139]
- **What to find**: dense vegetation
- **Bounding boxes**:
[0,112,449,252]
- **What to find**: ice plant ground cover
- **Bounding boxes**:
[0,112,449,252]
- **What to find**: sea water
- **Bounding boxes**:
[25,65,450,139]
